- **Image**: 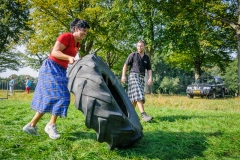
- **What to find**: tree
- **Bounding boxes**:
[151,54,194,94]
[111,0,169,93]
[203,0,239,95]
[0,0,31,72]
[160,77,180,94]
[22,0,237,95]
[24,0,131,73]
[162,1,234,80]
[3,74,38,91]
[223,58,238,95]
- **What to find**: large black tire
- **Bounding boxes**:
[67,54,143,149]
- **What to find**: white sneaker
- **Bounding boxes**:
[23,123,39,136]
[44,123,60,139]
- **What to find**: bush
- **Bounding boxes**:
[159,77,180,94]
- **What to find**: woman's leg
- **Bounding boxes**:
[45,115,60,139]
[30,112,45,127]
[49,115,58,125]
[23,111,44,135]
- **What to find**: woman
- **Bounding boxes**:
[23,18,90,139]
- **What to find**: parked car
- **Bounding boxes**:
[186,76,226,99]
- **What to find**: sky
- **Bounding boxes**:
[0,46,39,78]
[0,67,39,78]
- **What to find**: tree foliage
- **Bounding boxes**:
[24,0,130,72]
[162,1,235,79]
[152,54,194,94]
[223,58,238,95]
[23,1,236,74]
[4,0,238,94]
[160,77,180,94]
[198,0,239,94]
[0,74,37,91]
[0,0,31,72]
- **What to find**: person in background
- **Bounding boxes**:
[23,18,90,139]
[121,40,153,122]
[9,76,15,96]
[25,77,31,94]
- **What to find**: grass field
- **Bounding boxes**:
[0,91,240,159]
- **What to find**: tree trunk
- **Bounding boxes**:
[237,34,240,96]
[194,60,201,80]
[144,70,152,94]
[234,1,240,96]
[144,47,153,94]
[194,72,200,80]
[194,68,200,80]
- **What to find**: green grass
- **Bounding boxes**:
[0,92,240,159]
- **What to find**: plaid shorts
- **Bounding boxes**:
[31,58,70,117]
[127,73,145,103]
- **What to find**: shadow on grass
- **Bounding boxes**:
[152,115,224,123]
[156,115,195,122]
[116,130,222,160]
[61,115,222,159]
[155,115,214,122]
[114,114,224,159]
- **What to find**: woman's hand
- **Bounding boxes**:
[68,56,76,64]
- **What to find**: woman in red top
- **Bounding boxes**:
[23,18,90,139]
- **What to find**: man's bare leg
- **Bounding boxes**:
[136,100,144,113]
[134,100,153,122]
[132,101,137,108]
[137,100,153,122]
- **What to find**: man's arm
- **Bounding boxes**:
[121,64,128,83]
[147,70,152,85]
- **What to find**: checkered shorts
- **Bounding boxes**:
[31,58,70,117]
[127,73,145,103]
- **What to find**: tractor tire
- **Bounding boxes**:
[67,54,143,149]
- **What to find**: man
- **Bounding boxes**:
[9,76,15,95]
[121,40,153,122]
[25,77,31,94]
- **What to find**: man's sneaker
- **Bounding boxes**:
[141,112,153,122]
[44,123,60,139]
[23,123,39,136]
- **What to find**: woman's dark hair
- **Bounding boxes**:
[70,18,90,33]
